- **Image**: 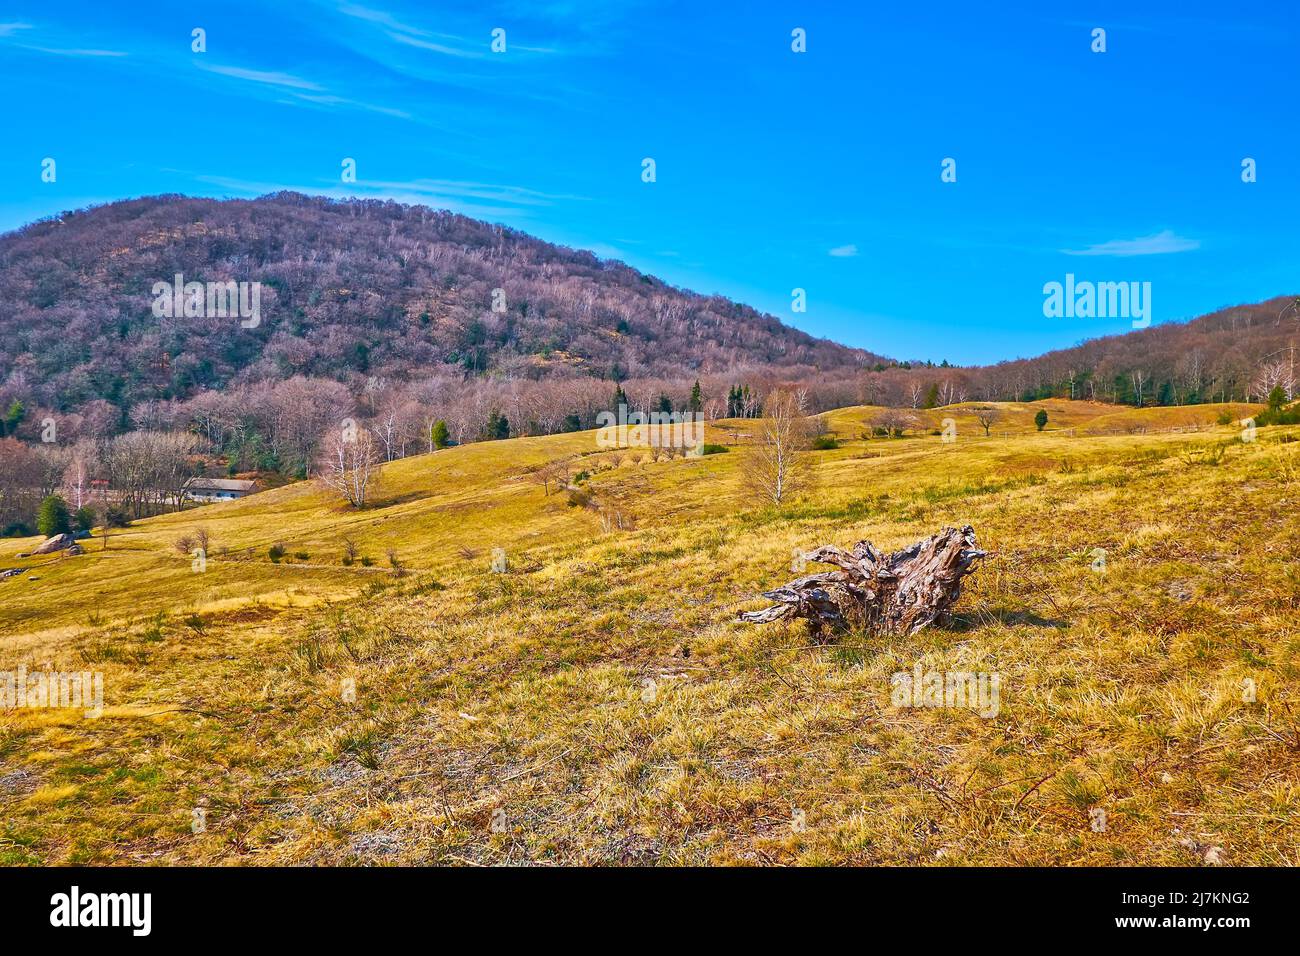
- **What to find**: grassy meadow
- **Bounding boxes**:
[3,397,1298,866]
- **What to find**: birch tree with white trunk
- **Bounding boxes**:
[319,426,382,507]
[742,388,812,505]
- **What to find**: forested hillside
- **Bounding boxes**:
[1,192,1296,536]
[0,192,874,448]
[2,192,1295,452]
[861,296,1300,410]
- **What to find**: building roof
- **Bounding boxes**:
[184,477,257,493]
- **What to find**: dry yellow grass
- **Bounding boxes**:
[2,399,1297,866]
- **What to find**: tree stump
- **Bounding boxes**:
[740,525,986,636]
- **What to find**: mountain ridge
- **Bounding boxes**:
[0,191,874,408]
[0,192,1294,441]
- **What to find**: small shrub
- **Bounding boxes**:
[360,556,373,567]
[294,551,310,561]
[74,506,97,532]
[173,533,196,555]
[141,612,167,642]
[405,577,446,596]
[340,731,382,770]
[702,443,729,455]
[294,635,327,673]
[811,435,840,450]
[387,548,406,577]
[1258,406,1300,427]
[268,543,286,562]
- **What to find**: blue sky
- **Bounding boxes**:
[1,0,1297,364]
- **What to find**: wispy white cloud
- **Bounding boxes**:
[192,174,583,221]
[386,31,482,58]
[364,178,587,205]
[290,92,411,119]
[27,45,128,56]
[195,61,412,121]
[0,22,127,56]
[338,1,482,57]
[338,2,557,58]
[1062,229,1200,257]
[196,63,325,91]
[829,244,859,258]
[337,1,432,35]
[0,22,127,55]
[25,45,128,56]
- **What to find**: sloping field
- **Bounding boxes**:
[3,400,1297,865]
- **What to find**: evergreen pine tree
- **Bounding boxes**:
[2,399,24,438]
[37,494,71,537]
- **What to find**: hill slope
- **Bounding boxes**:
[1,193,1293,457]
[0,192,875,422]
[3,399,1297,866]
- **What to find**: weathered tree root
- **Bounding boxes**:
[740,525,986,636]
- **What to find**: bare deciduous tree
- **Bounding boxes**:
[374,396,423,461]
[318,426,381,507]
[1129,369,1148,407]
[526,458,570,496]
[1251,358,1295,402]
[104,430,201,517]
[743,388,812,505]
[61,440,98,511]
[871,408,916,438]
[971,405,1001,436]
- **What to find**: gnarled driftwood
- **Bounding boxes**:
[740,525,986,636]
